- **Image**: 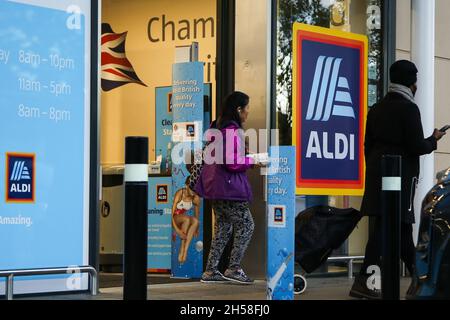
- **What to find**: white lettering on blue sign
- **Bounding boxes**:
[0,49,10,64]
[306,131,355,160]
[10,183,31,193]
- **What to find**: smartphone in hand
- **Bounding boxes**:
[440,125,450,132]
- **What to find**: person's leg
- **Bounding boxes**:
[175,215,190,263]
[350,217,382,299]
[181,216,200,262]
[401,223,416,275]
[204,201,233,272]
[360,217,382,276]
[226,201,255,270]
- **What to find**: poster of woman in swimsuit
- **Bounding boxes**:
[172,177,201,264]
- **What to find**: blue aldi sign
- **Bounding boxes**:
[6,153,35,203]
[292,23,368,196]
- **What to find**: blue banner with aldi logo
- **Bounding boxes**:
[292,23,368,196]
[171,62,204,278]
[266,146,296,300]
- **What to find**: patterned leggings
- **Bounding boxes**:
[205,200,255,272]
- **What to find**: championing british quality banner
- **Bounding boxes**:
[292,23,368,196]
[267,146,296,300]
[171,62,204,278]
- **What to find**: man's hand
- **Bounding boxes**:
[433,128,446,141]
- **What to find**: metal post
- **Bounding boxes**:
[381,155,402,300]
[6,275,13,300]
[123,137,149,300]
[348,260,353,279]
[216,0,235,115]
[382,0,396,97]
[216,0,236,273]
[411,0,435,244]
[90,270,98,296]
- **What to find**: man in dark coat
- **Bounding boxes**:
[350,60,446,299]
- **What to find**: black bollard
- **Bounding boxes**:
[381,155,402,300]
[123,137,148,300]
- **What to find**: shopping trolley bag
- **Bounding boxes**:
[295,205,362,273]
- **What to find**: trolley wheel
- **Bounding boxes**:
[294,274,307,295]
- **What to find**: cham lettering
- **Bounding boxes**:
[148,15,215,42]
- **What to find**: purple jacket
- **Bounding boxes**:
[195,121,254,201]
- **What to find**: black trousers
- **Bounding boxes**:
[360,216,416,276]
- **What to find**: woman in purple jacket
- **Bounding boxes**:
[195,91,261,284]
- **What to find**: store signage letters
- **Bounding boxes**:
[148,15,215,42]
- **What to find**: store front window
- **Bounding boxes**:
[101,0,216,164]
[275,0,383,145]
[100,0,216,278]
[274,0,386,260]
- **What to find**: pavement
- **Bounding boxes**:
[15,276,412,300]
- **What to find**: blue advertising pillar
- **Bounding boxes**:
[171,62,204,278]
[153,82,211,275]
[267,146,296,300]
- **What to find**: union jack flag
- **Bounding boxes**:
[101,23,146,91]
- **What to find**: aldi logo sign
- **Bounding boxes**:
[268,205,287,228]
[274,207,284,223]
[6,153,35,203]
[156,184,168,203]
[306,56,356,121]
[292,23,367,196]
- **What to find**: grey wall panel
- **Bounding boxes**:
[436,0,450,59]
[396,0,411,52]
[436,152,450,175]
[435,57,450,153]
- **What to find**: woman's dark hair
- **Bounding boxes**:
[217,91,249,129]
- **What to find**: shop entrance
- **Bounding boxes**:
[97,0,399,300]
[98,0,217,287]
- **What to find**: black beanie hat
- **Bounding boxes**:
[390,60,418,87]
